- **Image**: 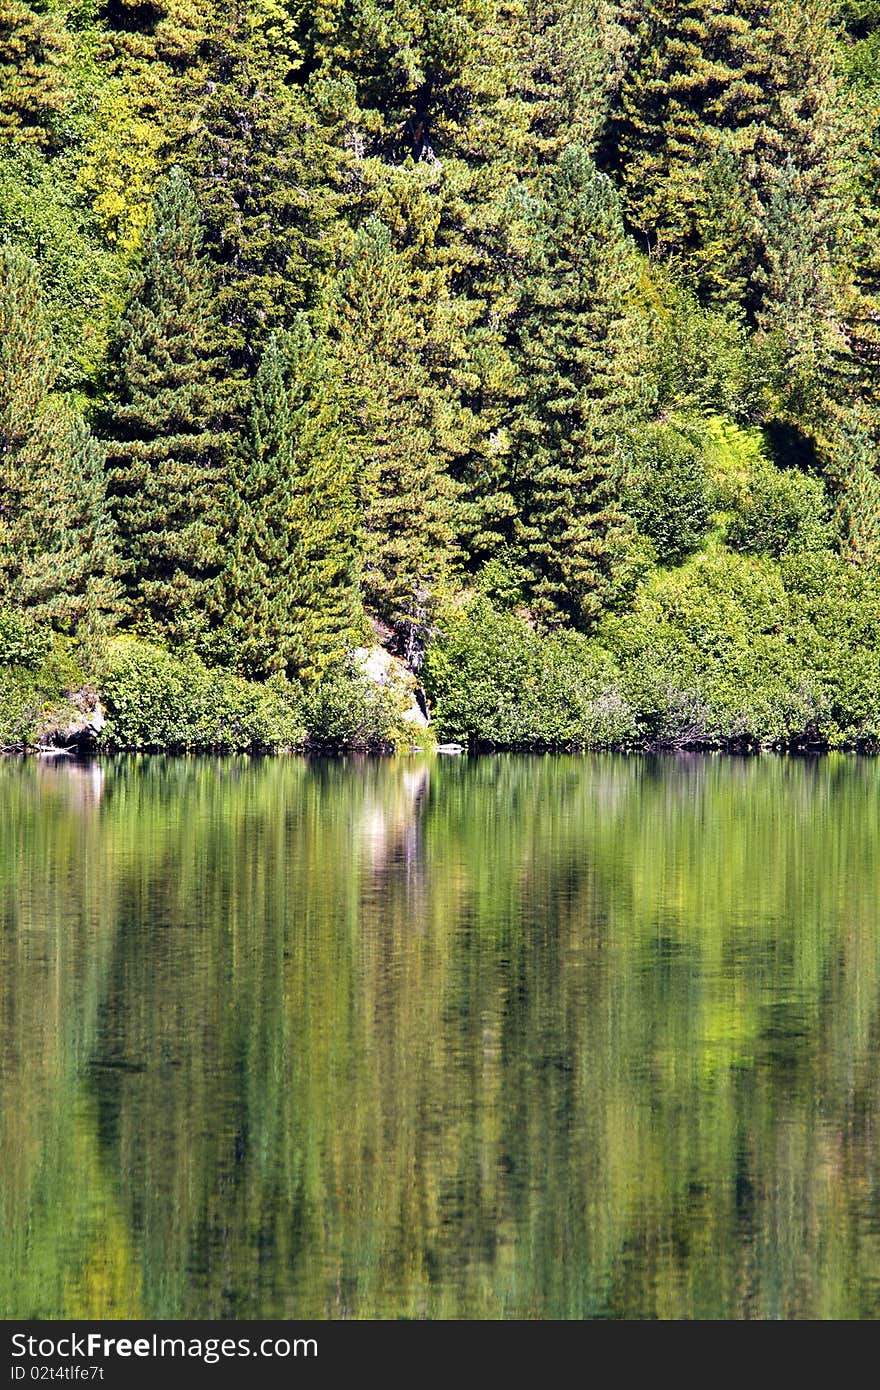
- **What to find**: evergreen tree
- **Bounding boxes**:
[79,0,213,252]
[182,8,335,383]
[825,417,880,564]
[0,242,57,603]
[0,245,121,629]
[508,147,650,630]
[609,0,842,326]
[212,325,361,682]
[100,169,228,650]
[19,412,123,635]
[324,218,458,629]
[0,1,68,151]
[513,0,621,170]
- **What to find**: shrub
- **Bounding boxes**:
[727,461,831,558]
[98,638,305,750]
[422,598,636,748]
[302,655,427,749]
[599,550,880,748]
[623,423,715,565]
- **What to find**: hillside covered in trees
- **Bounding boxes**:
[2,0,880,751]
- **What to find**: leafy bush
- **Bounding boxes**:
[0,621,89,747]
[98,639,305,750]
[727,461,831,558]
[422,598,636,747]
[623,423,715,565]
[599,550,880,748]
[302,655,428,749]
[0,609,53,669]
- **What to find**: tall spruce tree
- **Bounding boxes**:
[609,0,842,327]
[0,1,69,151]
[508,147,650,630]
[0,242,57,604]
[19,412,123,635]
[825,416,880,564]
[211,324,361,681]
[100,169,228,650]
[0,245,120,629]
[513,0,621,171]
[182,7,335,385]
[324,218,458,630]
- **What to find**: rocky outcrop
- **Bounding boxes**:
[38,688,106,750]
[353,645,430,730]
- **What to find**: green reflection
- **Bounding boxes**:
[1,753,880,1319]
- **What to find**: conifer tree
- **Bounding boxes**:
[19,413,123,636]
[79,0,213,252]
[324,218,458,630]
[0,1,69,151]
[100,169,228,650]
[183,7,335,384]
[211,325,361,681]
[513,0,621,170]
[0,246,121,629]
[508,146,650,630]
[0,242,57,603]
[825,418,880,565]
[609,0,842,326]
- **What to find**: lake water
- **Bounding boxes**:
[2,752,880,1320]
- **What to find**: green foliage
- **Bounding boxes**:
[423,597,637,747]
[100,169,228,650]
[183,13,335,381]
[0,620,89,747]
[0,1,69,152]
[325,217,458,628]
[98,637,304,750]
[211,324,361,682]
[0,608,51,668]
[0,244,120,629]
[302,655,423,748]
[508,146,651,629]
[727,461,832,558]
[0,0,877,751]
[0,151,121,389]
[610,0,842,333]
[601,549,880,748]
[623,423,715,566]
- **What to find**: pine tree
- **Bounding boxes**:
[508,146,650,630]
[0,243,58,603]
[0,246,121,629]
[0,1,69,151]
[825,417,880,565]
[79,0,213,252]
[608,0,842,325]
[182,7,335,384]
[211,325,360,681]
[18,412,123,636]
[324,218,458,629]
[512,0,621,171]
[100,169,228,650]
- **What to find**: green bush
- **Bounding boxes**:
[599,550,880,748]
[302,656,426,748]
[98,638,305,750]
[0,621,89,747]
[623,423,715,566]
[727,461,831,558]
[422,598,636,748]
[0,609,53,669]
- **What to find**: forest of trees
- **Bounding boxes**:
[2,0,880,750]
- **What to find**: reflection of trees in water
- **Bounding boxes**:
[35,756,105,812]
[2,755,880,1316]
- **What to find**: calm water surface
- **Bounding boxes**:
[2,753,880,1319]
